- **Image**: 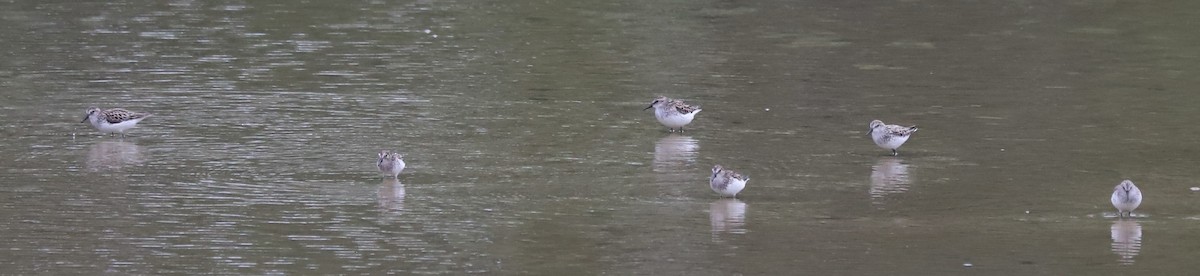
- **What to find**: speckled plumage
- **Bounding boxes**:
[645,96,701,132]
[377,150,406,178]
[868,120,918,156]
[81,107,152,136]
[1111,180,1142,217]
[710,165,749,197]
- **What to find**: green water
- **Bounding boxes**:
[2,0,1199,274]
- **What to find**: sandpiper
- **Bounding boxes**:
[377,150,406,178]
[710,165,748,197]
[1111,180,1142,217]
[81,107,152,137]
[645,96,701,132]
[868,119,918,156]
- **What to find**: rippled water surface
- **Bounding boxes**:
[3,0,1200,274]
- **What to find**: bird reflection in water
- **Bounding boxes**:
[653,134,699,196]
[653,134,699,173]
[869,157,910,203]
[710,198,747,239]
[1110,219,1142,265]
[85,140,146,172]
[378,177,405,213]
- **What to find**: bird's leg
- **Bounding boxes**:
[892,149,898,156]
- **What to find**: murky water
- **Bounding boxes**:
[3,0,1200,274]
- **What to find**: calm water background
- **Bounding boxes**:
[2,0,1199,274]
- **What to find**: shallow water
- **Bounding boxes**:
[3,0,1200,274]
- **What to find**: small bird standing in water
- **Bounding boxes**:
[1111,180,1142,217]
[81,107,152,137]
[377,150,406,179]
[868,119,918,156]
[710,165,749,198]
[645,96,701,132]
